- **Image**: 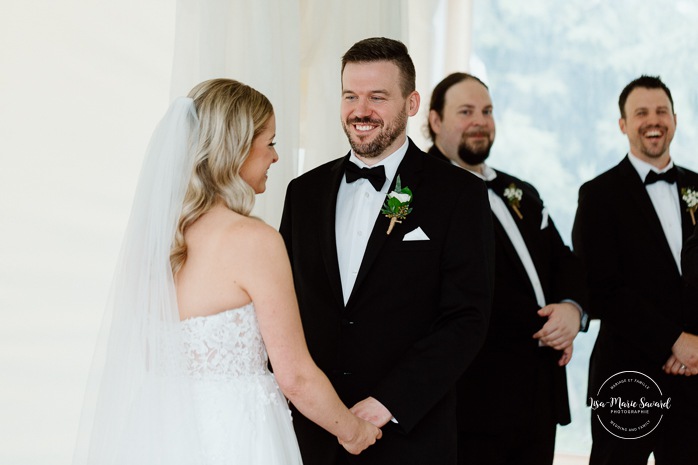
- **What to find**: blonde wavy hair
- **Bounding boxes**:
[170,78,274,273]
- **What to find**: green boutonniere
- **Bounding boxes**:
[381,175,413,235]
[503,183,523,219]
[681,187,698,225]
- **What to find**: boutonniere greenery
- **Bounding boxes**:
[381,175,413,235]
[503,183,524,220]
[681,187,698,225]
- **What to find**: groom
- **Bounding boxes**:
[280,37,494,465]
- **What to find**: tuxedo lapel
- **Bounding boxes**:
[618,157,678,271]
[487,173,545,299]
[321,156,350,308]
[676,166,697,240]
[493,174,544,241]
[346,143,424,307]
[487,175,531,276]
[491,216,534,289]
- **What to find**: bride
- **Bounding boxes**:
[73,79,381,464]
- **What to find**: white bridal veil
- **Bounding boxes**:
[72,97,204,465]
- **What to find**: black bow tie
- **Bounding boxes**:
[345,161,386,191]
[644,167,678,185]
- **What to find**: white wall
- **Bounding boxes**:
[0,1,175,463]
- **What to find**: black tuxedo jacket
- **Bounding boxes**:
[572,155,698,406]
[682,223,698,287]
[428,146,586,433]
[279,140,494,465]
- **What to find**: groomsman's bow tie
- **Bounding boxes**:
[644,167,678,185]
[345,161,386,191]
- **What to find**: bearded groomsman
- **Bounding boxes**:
[428,72,588,465]
[573,75,698,465]
[280,39,494,465]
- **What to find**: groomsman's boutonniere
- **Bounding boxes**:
[381,175,413,235]
[503,183,524,220]
[681,187,698,225]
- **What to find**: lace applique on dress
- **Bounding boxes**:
[181,303,269,379]
[179,303,302,465]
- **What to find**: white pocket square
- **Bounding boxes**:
[403,227,430,241]
[540,207,549,230]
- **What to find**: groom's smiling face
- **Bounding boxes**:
[340,60,419,163]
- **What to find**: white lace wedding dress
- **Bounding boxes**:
[180,302,304,464]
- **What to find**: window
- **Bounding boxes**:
[472,0,698,457]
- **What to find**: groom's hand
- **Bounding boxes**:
[350,396,393,428]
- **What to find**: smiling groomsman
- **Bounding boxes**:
[427,72,588,465]
[279,38,494,465]
[573,75,698,465]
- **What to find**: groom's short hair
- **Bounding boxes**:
[341,37,416,98]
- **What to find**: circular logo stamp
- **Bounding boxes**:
[589,371,671,439]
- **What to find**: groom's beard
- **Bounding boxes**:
[457,133,493,165]
[343,109,408,159]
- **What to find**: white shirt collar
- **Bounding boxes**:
[451,160,498,183]
[627,151,675,180]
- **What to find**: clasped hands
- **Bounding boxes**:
[663,332,698,376]
[340,303,584,453]
[533,302,581,366]
[337,396,387,454]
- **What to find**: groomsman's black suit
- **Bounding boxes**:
[682,223,698,287]
[572,155,698,464]
[429,146,587,463]
[279,140,494,465]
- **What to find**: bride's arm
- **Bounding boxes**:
[231,220,381,454]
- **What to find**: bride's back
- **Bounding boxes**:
[175,203,264,320]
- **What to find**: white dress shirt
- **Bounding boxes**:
[627,152,682,273]
[335,139,409,304]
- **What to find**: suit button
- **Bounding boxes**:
[341,319,355,327]
[331,369,352,376]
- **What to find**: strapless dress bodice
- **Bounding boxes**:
[180,303,270,380]
[178,302,302,464]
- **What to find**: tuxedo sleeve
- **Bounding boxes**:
[371,179,494,433]
[547,215,587,310]
[519,181,587,310]
[279,180,294,262]
[572,182,682,362]
[682,222,698,287]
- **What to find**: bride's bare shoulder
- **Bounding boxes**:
[227,214,280,245]
[193,205,282,253]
